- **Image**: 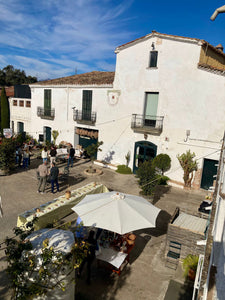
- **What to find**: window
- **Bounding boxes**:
[19,100,24,107]
[44,89,51,116]
[13,100,17,106]
[82,90,92,120]
[26,101,31,107]
[149,51,158,68]
[144,92,159,127]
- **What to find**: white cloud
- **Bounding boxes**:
[0,0,135,79]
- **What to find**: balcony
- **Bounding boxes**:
[37,107,55,120]
[131,114,164,135]
[73,110,97,125]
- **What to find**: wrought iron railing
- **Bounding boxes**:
[37,107,55,119]
[73,110,97,124]
[131,114,164,132]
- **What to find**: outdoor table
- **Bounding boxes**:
[96,246,127,269]
[17,182,109,230]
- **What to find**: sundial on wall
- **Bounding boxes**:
[107,90,121,106]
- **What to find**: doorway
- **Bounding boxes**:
[44,126,51,143]
[133,141,157,173]
[200,158,218,190]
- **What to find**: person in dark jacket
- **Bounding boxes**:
[50,146,57,165]
[50,162,59,193]
[67,145,75,167]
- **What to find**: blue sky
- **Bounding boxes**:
[0,0,225,80]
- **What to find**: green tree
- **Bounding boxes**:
[177,150,198,188]
[52,130,59,145]
[152,153,171,175]
[1,87,10,133]
[0,65,37,86]
[86,141,103,168]
[0,138,16,173]
[136,160,158,195]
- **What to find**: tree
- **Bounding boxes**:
[136,160,158,195]
[52,130,59,145]
[0,87,10,133]
[0,138,16,173]
[0,65,37,86]
[86,141,103,170]
[152,154,171,175]
[177,150,198,188]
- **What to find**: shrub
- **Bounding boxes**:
[157,175,170,185]
[182,254,199,278]
[116,164,132,174]
[0,137,16,172]
[152,153,171,175]
[136,160,158,195]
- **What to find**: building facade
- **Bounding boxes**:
[9,31,225,189]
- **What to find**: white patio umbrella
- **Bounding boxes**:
[71,192,161,234]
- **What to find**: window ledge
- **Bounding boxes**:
[146,67,158,70]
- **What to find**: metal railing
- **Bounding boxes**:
[73,110,97,124]
[37,107,55,119]
[131,114,164,132]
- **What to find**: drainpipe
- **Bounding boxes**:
[211,5,225,21]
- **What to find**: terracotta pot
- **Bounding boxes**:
[65,191,71,200]
[188,269,196,281]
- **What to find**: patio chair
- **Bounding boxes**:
[166,241,181,270]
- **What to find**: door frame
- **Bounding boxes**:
[133,141,157,173]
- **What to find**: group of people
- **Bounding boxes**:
[37,160,59,194]
[15,143,32,169]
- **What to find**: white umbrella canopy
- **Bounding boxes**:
[72,192,161,235]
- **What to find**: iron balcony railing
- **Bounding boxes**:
[37,107,55,120]
[131,114,164,133]
[73,110,97,124]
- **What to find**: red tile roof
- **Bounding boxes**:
[32,71,115,86]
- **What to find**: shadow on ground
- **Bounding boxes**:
[153,185,172,205]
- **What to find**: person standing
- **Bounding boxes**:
[23,148,29,169]
[37,161,48,194]
[67,145,75,168]
[50,162,59,193]
[49,145,57,165]
[41,146,48,163]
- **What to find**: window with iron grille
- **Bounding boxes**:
[13,100,17,106]
[26,101,31,108]
[19,100,24,107]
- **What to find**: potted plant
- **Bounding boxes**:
[182,254,199,281]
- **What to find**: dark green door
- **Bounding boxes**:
[79,136,98,159]
[44,89,51,116]
[44,126,51,143]
[200,158,218,190]
[133,141,157,173]
[18,122,24,133]
[82,90,92,121]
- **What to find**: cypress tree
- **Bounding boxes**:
[1,87,10,133]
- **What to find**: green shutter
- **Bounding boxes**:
[82,90,92,120]
[44,90,51,116]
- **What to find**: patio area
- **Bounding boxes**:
[0,156,207,299]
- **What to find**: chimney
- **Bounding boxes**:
[215,43,224,52]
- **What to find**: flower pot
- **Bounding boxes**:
[65,191,71,200]
[188,268,196,281]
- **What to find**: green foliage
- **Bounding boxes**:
[182,254,199,278]
[125,151,131,167]
[152,154,171,175]
[136,160,158,195]
[177,150,198,188]
[52,130,59,145]
[116,164,132,174]
[157,175,170,185]
[0,65,37,86]
[5,220,88,299]
[86,141,103,163]
[1,87,10,132]
[0,138,16,171]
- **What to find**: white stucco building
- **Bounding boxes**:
[9,31,225,189]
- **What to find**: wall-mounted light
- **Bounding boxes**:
[184,130,190,142]
[151,42,155,50]
[144,133,148,140]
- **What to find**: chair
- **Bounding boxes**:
[166,241,181,270]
